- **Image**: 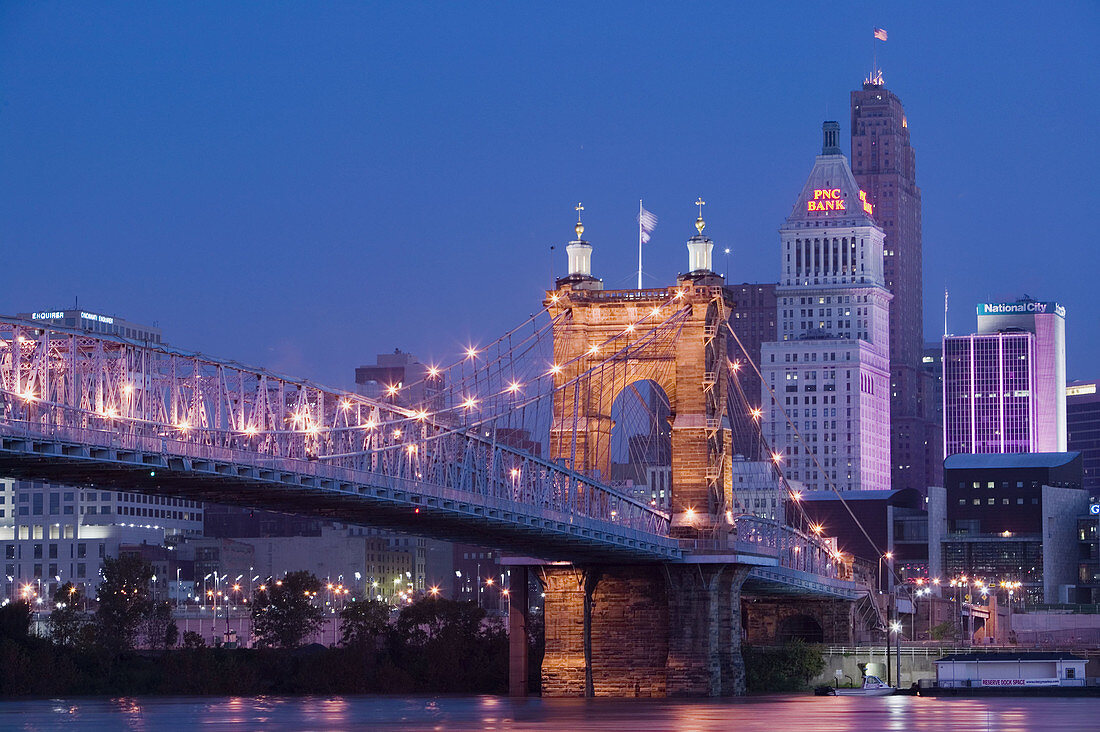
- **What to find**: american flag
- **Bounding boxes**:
[874,27,888,41]
[639,206,658,244]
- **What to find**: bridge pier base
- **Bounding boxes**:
[539,563,751,697]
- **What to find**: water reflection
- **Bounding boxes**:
[0,695,1092,731]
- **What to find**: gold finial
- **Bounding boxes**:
[574,202,585,240]
[694,197,706,235]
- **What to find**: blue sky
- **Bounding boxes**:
[2,2,1097,386]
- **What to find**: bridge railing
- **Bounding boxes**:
[675,516,849,581]
[0,410,670,540]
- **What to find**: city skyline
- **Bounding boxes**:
[1,3,1097,389]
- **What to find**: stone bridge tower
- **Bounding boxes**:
[545,202,736,536]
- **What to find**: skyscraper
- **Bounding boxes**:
[760,122,892,492]
[851,79,942,491]
[942,298,1067,456]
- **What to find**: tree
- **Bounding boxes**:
[181,630,207,649]
[251,571,324,648]
[743,640,826,692]
[47,582,90,647]
[339,598,390,648]
[96,555,154,651]
[929,620,954,641]
[395,597,484,647]
[0,601,32,642]
[140,601,179,650]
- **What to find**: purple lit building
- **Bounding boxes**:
[943,299,1067,457]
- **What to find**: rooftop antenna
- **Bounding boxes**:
[867,27,887,86]
[943,287,949,337]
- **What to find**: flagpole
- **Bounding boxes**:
[637,199,643,290]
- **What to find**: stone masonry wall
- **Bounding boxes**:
[541,563,751,697]
[742,598,855,645]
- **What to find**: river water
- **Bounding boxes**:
[0,695,1093,731]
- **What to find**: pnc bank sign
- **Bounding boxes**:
[807,189,873,216]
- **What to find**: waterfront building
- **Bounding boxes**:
[943,299,1067,456]
[934,652,1086,688]
[760,121,892,492]
[795,487,928,590]
[928,452,1087,604]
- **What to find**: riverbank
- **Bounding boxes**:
[0,637,510,697]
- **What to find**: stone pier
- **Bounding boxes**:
[523,563,751,697]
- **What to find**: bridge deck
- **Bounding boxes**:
[0,433,682,563]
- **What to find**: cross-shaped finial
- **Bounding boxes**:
[694,197,706,235]
[573,202,585,240]
[695,197,706,216]
[575,202,584,221]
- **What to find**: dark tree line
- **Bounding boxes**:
[0,561,511,696]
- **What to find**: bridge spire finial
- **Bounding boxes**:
[694,197,706,236]
[574,202,585,241]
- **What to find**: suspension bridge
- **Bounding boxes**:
[0,222,878,695]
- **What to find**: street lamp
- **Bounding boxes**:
[890,620,903,687]
[877,551,894,594]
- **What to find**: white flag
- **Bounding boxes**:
[639,206,658,244]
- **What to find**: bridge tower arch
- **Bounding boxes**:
[546,210,736,537]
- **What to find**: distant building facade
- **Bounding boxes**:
[729,457,784,521]
[726,283,777,459]
[354,349,444,410]
[1067,380,1100,498]
[1,480,203,602]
